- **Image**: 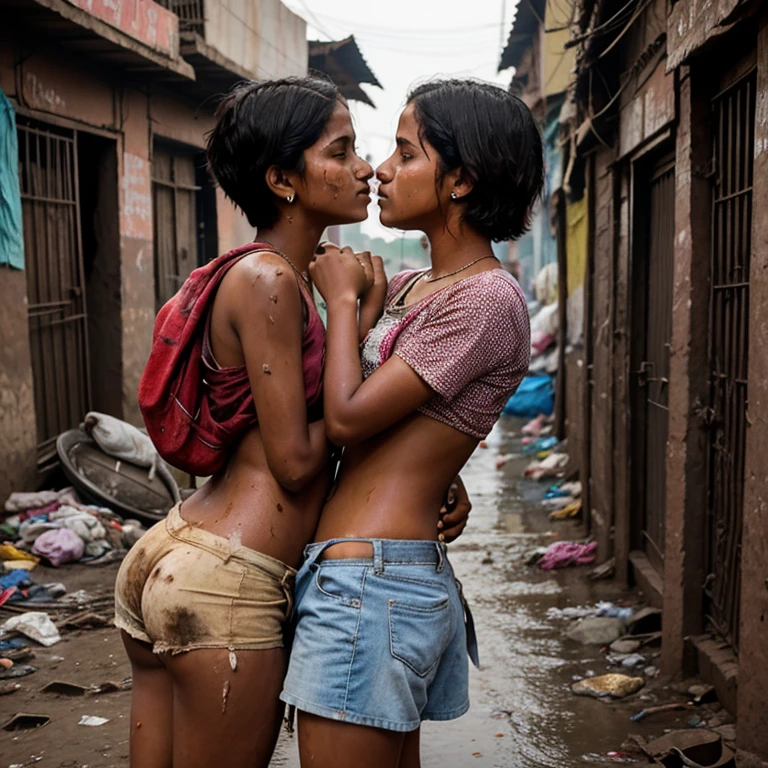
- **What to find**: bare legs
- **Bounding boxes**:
[122,632,287,768]
[297,712,420,768]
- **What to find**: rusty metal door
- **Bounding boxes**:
[631,157,675,574]
[17,119,91,465]
[705,68,756,650]
[152,148,200,312]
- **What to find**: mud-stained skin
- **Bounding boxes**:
[263,364,272,375]
[323,168,344,199]
[164,606,204,646]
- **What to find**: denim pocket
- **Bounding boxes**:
[388,583,453,677]
[314,565,364,608]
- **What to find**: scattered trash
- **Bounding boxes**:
[596,602,635,621]
[610,639,642,654]
[78,715,110,727]
[626,606,662,635]
[524,452,569,481]
[546,605,595,621]
[0,682,21,695]
[571,674,644,699]
[41,678,131,696]
[32,528,85,566]
[589,557,616,581]
[0,658,12,670]
[609,653,646,669]
[566,617,625,645]
[2,612,61,646]
[0,544,39,567]
[504,374,555,418]
[2,713,50,731]
[644,665,659,678]
[689,715,704,728]
[538,541,597,570]
[640,728,735,768]
[631,702,692,722]
[521,414,548,436]
[549,499,582,520]
[688,684,717,704]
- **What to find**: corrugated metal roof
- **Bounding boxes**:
[309,35,382,107]
[498,0,547,72]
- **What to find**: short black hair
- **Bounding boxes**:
[407,79,544,242]
[206,76,340,228]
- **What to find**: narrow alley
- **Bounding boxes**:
[2,416,716,768]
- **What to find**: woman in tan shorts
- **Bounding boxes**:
[114,77,470,768]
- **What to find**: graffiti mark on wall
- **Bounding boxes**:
[24,72,66,112]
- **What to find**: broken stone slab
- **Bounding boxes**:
[688,684,717,704]
[571,673,645,699]
[566,617,625,645]
[610,638,643,654]
[627,607,662,635]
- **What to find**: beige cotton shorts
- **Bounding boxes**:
[114,503,296,654]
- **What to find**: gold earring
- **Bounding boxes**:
[286,193,295,204]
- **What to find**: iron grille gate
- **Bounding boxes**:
[17,120,91,465]
[705,68,756,651]
[636,160,675,573]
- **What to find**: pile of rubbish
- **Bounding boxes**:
[1,486,146,570]
[0,574,117,694]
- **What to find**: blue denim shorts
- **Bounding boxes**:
[280,538,475,732]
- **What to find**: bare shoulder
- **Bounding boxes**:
[218,250,303,324]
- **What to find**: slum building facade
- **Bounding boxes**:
[502,0,768,760]
[0,0,308,501]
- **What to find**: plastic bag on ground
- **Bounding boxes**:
[2,612,61,646]
[32,528,84,566]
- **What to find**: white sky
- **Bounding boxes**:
[280,0,519,241]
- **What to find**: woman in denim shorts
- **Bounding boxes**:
[280,79,544,767]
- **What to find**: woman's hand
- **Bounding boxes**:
[438,476,471,543]
[359,255,387,342]
[310,243,374,304]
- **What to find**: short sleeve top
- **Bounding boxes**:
[360,268,530,438]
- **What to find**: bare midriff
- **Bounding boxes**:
[180,429,332,569]
[314,413,478,559]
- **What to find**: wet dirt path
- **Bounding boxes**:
[3,417,685,767]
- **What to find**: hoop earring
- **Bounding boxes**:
[286,193,295,204]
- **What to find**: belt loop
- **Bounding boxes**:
[435,542,445,572]
[373,540,384,575]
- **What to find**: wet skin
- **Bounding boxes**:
[299,104,504,768]
[313,103,499,550]
[180,101,375,567]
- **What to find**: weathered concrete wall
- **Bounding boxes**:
[661,65,710,678]
[120,87,156,427]
[0,268,38,502]
[205,0,307,79]
[589,148,616,560]
[667,0,749,70]
[737,10,768,758]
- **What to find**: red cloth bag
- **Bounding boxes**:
[138,243,276,475]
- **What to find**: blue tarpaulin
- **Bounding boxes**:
[503,374,556,418]
[0,88,24,270]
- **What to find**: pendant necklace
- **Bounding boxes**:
[423,255,496,283]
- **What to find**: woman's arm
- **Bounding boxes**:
[230,254,329,492]
[310,246,435,445]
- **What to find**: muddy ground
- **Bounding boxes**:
[0,417,734,767]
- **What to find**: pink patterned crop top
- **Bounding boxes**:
[360,268,530,439]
